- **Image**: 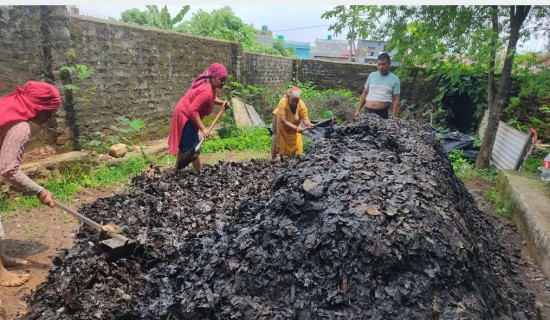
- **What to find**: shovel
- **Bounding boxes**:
[303,118,334,131]
[177,101,229,170]
[53,200,135,258]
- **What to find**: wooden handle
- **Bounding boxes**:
[195,101,228,151]
[54,200,102,231]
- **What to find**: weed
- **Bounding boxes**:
[23,220,36,237]
[486,188,513,219]
[202,127,271,153]
[448,150,498,183]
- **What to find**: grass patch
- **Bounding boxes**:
[448,150,498,183]
[202,127,271,153]
[486,187,513,219]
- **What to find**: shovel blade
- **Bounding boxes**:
[101,238,136,260]
[177,148,197,170]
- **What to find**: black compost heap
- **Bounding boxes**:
[22,114,540,319]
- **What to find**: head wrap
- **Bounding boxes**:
[286,86,301,98]
[190,63,228,89]
[0,81,61,128]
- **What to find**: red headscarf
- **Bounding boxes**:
[286,86,301,98]
[0,81,61,128]
[190,63,228,89]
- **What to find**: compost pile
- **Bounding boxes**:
[22,114,539,319]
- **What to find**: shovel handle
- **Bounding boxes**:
[54,200,102,231]
[54,200,131,244]
[195,101,228,151]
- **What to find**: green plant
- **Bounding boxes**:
[83,116,146,153]
[486,187,513,219]
[448,149,498,182]
[281,80,358,122]
[506,118,529,132]
[303,136,313,154]
[0,153,172,215]
[60,53,96,103]
[202,127,271,153]
[523,156,543,173]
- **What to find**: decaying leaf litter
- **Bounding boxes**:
[21,114,539,319]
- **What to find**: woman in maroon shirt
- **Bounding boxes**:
[168,63,230,172]
[0,81,60,287]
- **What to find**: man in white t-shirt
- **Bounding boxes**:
[355,53,400,119]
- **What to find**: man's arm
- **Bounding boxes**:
[391,94,400,117]
[355,88,369,117]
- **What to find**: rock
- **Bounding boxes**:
[108,143,128,158]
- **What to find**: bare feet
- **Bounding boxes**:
[0,268,30,287]
[1,255,28,268]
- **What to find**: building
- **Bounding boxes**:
[357,39,400,66]
[311,36,351,61]
[283,40,311,59]
[256,25,273,47]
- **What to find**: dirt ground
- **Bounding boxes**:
[1,159,550,319]
[464,179,550,319]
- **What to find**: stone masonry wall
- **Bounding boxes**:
[242,52,294,89]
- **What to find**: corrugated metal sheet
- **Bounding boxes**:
[491,120,529,170]
[478,110,530,170]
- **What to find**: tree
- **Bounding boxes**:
[325,5,544,168]
[120,5,190,31]
[120,8,147,25]
[185,6,294,57]
[321,6,375,62]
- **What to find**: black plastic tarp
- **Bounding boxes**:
[422,124,479,158]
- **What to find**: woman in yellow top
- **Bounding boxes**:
[273,86,314,157]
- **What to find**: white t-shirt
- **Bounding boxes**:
[364,71,401,103]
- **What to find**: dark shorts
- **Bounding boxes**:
[271,115,277,146]
[365,107,389,119]
[178,120,202,154]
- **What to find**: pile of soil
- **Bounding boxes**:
[21,115,540,319]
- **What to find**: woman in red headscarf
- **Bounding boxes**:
[168,63,230,172]
[0,80,61,287]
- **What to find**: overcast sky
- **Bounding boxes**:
[77,5,341,45]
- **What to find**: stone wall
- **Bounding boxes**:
[242,52,293,89]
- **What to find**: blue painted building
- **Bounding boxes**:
[284,41,311,59]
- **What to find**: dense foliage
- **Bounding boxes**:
[120,6,294,57]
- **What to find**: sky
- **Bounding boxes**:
[77,5,341,45]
